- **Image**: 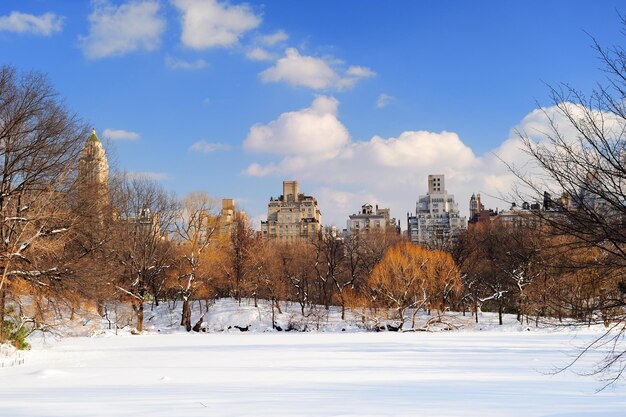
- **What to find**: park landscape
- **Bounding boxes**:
[1,1,626,416]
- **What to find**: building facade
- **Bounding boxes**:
[77,129,109,187]
[76,129,110,223]
[469,193,484,220]
[261,180,322,240]
[347,203,399,235]
[219,198,249,236]
[407,174,467,247]
[468,193,499,225]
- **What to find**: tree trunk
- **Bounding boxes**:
[181,298,192,332]
[411,308,418,329]
[0,289,5,342]
[134,302,144,332]
[398,308,405,331]
[474,302,479,324]
[498,304,503,326]
[271,298,276,330]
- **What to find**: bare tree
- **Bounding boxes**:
[511,21,626,384]
[173,192,221,331]
[279,241,314,317]
[247,239,285,328]
[225,213,254,303]
[109,175,178,332]
[0,66,86,343]
[312,232,343,311]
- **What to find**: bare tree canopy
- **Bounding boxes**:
[109,174,179,332]
[513,22,626,385]
[0,65,87,342]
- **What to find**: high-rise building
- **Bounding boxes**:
[220,198,236,227]
[76,129,110,222]
[407,174,466,247]
[219,198,248,236]
[347,203,399,235]
[261,180,322,240]
[469,193,485,220]
[77,129,109,187]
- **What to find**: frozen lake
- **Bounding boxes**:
[1,331,625,416]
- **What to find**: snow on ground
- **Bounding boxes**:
[0,299,625,416]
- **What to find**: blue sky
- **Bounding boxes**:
[1,1,624,227]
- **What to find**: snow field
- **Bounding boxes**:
[1,299,625,416]
[1,331,626,417]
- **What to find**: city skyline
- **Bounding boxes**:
[1,1,624,227]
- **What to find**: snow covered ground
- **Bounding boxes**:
[1,300,625,416]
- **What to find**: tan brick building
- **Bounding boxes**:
[261,181,322,240]
[219,198,249,236]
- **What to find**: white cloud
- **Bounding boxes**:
[260,30,288,45]
[260,48,336,89]
[346,66,376,78]
[260,48,375,91]
[173,0,261,49]
[244,96,349,157]
[165,55,208,70]
[376,93,393,109]
[0,11,64,36]
[79,1,165,59]
[246,47,274,61]
[241,100,592,226]
[244,162,277,177]
[189,140,230,153]
[103,128,140,141]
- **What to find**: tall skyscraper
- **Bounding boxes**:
[78,129,109,187]
[407,174,466,247]
[76,129,109,222]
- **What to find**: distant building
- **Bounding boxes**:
[468,193,498,225]
[469,193,484,219]
[219,198,249,236]
[221,198,236,224]
[78,129,109,187]
[76,129,110,223]
[407,174,467,247]
[323,225,340,239]
[347,203,399,235]
[496,195,561,228]
[261,180,322,240]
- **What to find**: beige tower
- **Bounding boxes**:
[76,129,110,222]
[283,181,300,203]
[78,129,109,187]
[219,198,248,235]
